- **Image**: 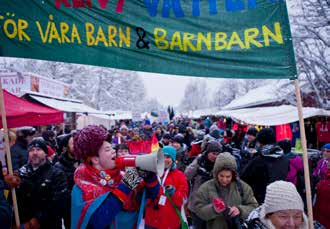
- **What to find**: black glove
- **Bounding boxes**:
[121,167,142,189]
[137,169,156,181]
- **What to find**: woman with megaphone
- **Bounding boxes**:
[70,125,160,229]
[145,146,189,229]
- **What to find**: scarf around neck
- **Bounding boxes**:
[74,163,122,201]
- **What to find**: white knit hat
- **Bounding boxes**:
[263,181,304,215]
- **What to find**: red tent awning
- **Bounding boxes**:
[0,90,64,128]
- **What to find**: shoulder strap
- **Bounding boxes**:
[236,179,244,199]
[165,193,187,227]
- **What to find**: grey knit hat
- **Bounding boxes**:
[263,181,304,215]
[206,140,222,154]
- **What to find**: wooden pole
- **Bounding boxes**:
[0,82,20,227]
[294,79,314,229]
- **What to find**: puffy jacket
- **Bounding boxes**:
[285,153,303,185]
[185,154,214,212]
[314,169,330,229]
[241,145,289,204]
[54,152,78,190]
[193,153,258,229]
[16,161,69,229]
[145,168,189,229]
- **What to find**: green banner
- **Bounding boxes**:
[0,0,297,79]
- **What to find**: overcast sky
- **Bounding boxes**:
[138,71,225,107]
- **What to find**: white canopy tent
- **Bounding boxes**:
[25,93,108,115]
[216,105,330,126]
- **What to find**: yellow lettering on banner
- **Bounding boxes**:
[17,19,30,41]
[108,26,118,47]
[60,22,70,43]
[48,22,62,43]
[95,26,108,46]
[197,32,211,51]
[263,22,283,46]
[244,28,263,48]
[36,21,50,43]
[170,32,183,50]
[4,19,17,39]
[119,27,130,47]
[154,28,169,49]
[85,22,95,46]
[227,32,245,50]
[183,33,196,52]
[215,32,227,51]
[71,24,81,43]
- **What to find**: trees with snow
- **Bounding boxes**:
[0,58,148,111]
[179,80,209,111]
[211,79,272,109]
[288,0,329,109]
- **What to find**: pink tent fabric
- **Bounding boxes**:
[0,90,63,128]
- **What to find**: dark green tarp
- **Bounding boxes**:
[0,0,297,79]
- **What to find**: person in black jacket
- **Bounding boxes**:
[241,128,290,204]
[54,133,79,229]
[10,127,35,172]
[15,138,69,229]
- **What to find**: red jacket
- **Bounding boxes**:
[145,168,189,229]
[314,169,330,229]
[189,143,202,157]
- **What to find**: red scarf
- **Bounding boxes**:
[74,163,122,202]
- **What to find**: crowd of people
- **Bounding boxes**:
[0,117,329,229]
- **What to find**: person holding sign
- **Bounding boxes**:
[145,146,189,229]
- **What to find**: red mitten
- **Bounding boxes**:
[29,218,40,229]
[213,197,226,213]
[4,174,21,189]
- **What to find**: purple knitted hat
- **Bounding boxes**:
[74,125,109,161]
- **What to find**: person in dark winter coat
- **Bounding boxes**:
[241,127,258,153]
[185,140,222,229]
[10,127,35,172]
[54,133,79,229]
[172,133,188,171]
[241,128,290,204]
[193,152,258,229]
[15,138,70,229]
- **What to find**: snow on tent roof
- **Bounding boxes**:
[216,105,330,126]
[23,93,109,115]
[223,81,290,110]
